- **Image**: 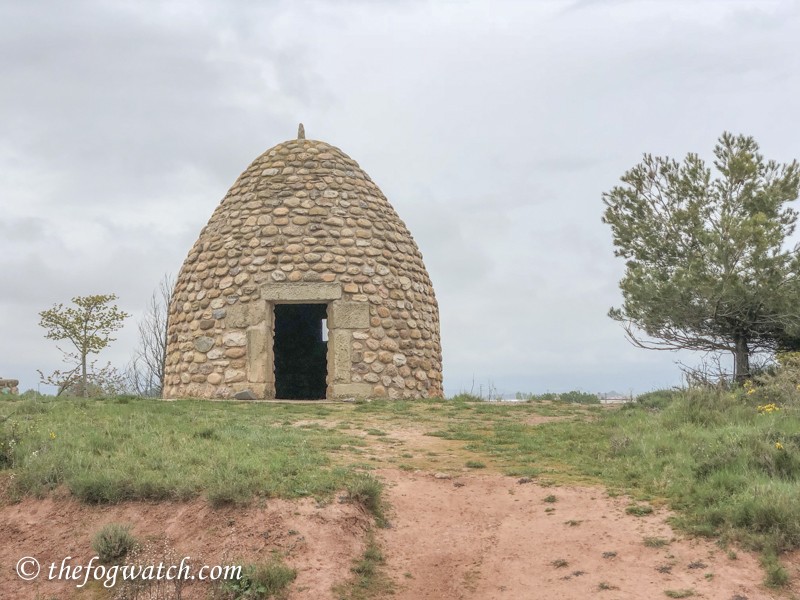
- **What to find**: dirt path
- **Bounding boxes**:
[377,469,773,599]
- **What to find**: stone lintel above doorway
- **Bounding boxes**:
[260,283,342,302]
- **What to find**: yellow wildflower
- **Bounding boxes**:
[776,442,784,450]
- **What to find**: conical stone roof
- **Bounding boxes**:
[164,129,443,400]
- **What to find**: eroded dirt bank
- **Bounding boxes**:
[0,495,368,599]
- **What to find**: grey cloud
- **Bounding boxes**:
[2,0,799,395]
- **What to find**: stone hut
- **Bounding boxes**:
[163,126,443,400]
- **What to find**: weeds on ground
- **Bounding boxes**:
[213,555,296,600]
[626,504,653,516]
[465,460,486,469]
[113,537,192,600]
[333,533,392,600]
[93,523,138,563]
[761,553,789,587]
[597,581,618,591]
[345,474,387,528]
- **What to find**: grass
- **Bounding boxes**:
[333,532,393,600]
[216,555,296,599]
[664,590,694,598]
[643,536,670,548]
[762,553,789,587]
[597,581,618,591]
[346,474,388,527]
[0,396,367,505]
[626,504,654,516]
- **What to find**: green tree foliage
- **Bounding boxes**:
[39,294,129,397]
[603,133,800,382]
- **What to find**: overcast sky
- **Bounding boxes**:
[2,0,799,397]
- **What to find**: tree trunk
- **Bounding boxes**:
[158,319,167,398]
[733,336,750,384]
[81,352,88,398]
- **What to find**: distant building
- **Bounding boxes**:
[597,391,632,404]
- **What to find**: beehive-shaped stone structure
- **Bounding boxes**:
[163,126,443,400]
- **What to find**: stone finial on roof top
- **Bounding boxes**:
[297,123,305,139]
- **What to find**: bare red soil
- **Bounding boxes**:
[378,469,775,600]
[0,494,368,599]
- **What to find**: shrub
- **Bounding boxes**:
[517,392,560,402]
[217,557,296,600]
[636,389,680,410]
[0,420,30,469]
[450,393,483,403]
[747,353,800,406]
[92,523,137,563]
[559,390,600,404]
[660,388,749,428]
[762,553,790,588]
[518,391,598,404]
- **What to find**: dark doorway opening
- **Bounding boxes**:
[274,303,328,399]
